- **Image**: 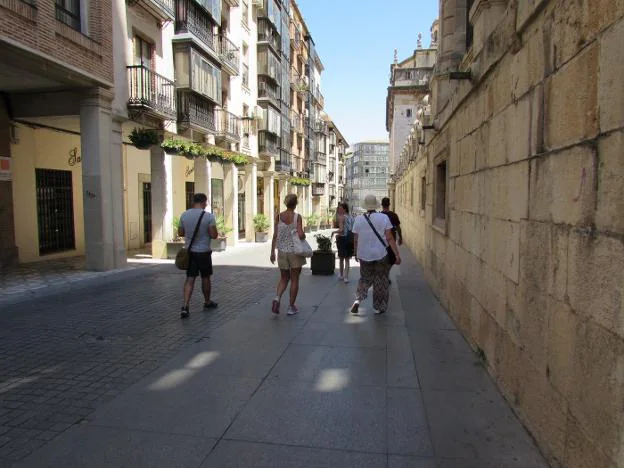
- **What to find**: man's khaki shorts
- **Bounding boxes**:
[277,251,306,270]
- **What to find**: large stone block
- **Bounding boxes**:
[519,220,569,302]
[596,131,624,233]
[529,145,597,226]
[485,55,514,119]
[546,297,579,401]
[566,319,624,463]
[584,0,624,46]
[544,43,599,150]
[567,232,624,339]
[506,97,532,164]
[480,260,507,328]
[599,18,624,133]
[453,173,479,214]
[512,13,546,100]
[564,414,620,468]
[486,108,508,168]
[516,0,549,32]
[482,217,520,283]
[479,161,529,221]
[530,84,545,157]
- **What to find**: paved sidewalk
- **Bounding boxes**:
[11,245,547,468]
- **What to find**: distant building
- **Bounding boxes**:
[345,142,389,213]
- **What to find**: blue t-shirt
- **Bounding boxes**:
[179,208,216,252]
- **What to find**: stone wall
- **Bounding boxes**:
[393,1,624,466]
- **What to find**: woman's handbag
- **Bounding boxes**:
[175,211,205,270]
[364,214,396,265]
[292,213,313,257]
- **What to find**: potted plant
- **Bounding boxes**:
[211,215,231,252]
[166,217,186,259]
[161,137,185,155]
[311,233,335,275]
[129,128,160,150]
[253,213,270,242]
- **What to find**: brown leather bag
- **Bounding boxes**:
[175,211,205,270]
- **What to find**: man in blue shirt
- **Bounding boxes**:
[178,193,218,319]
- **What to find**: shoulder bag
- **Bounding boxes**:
[364,214,396,265]
[292,213,313,257]
[175,211,206,270]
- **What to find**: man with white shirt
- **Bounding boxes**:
[350,194,402,315]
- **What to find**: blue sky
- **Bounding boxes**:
[296,0,439,147]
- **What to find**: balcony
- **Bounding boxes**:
[177,91,216,133]
[392,68,432,88]
[290,111,304,134]
[223,0,239,6]
[257,18,281,54]
[275,151,292,173]
[220,35,240,75]
[133,0,175,21]
[314,151,326,163]
[312,86,324,107]
[289,66,300,89]
[175,0,219,57]
[312,183,325,197]
[314,120,328,135]
[259,138,280,158]
[258,78,280,109]
[127,65,176,120]
[216,109,241,142]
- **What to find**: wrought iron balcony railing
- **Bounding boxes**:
[177,91,216,133]
[127,65,176,119]
[275,151,292,173]
[314,120,328,135]
[175,1,218,54]
[223,0,239,6]
[216,109,241,141]
[257,18,281,54]
[136,0,175,21]
[220,35,240,75]
[312,183,325,196]
[315,151,326,163]
[258,78,280,107]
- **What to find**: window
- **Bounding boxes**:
[36,169,76,255]
[55,0,81,31]
[434,160,447,225]
[192,51,221,103]
[420,176,426,211]
[185,181,195,209]
[133,36,153,68]
[406,108,412,118]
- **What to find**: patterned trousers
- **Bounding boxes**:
[355,257,391,312]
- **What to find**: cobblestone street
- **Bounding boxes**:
[0,242,278,464]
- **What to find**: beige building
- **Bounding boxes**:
[390,1,624,467]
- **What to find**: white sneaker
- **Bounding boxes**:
[337,275,343,280]
[287,306,298,315]
[343,277,349,283]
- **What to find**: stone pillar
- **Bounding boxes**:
[244,162,257,241]
[223,162,239,246]
[80,88,127,270]
[194,157,212,208]
[306,184,312,216]
[263,173,275,237]
[150,146,174,259]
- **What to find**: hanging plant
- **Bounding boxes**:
[182,142,204,160]
[289,176,311,186]
[129,128,160,150]
[161,137,185,155]
[222,151,249,167]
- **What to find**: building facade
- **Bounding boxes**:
[345,142,388,213]
[0,0,347,268]
[390,1,624,467]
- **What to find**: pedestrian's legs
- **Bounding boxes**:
[289,267,302,307]
[339,257,344,277]
[372,260,391,313]
[355,260,374,301]
[201,276,212,304]
[183,277,196,308]
[344,257,351,281]
[276,269,290,298]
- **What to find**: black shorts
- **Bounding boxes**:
[336,234,354,259]
[187,251,213,278]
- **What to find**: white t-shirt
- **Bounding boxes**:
[352,212,393,261]
[180,208,217,252]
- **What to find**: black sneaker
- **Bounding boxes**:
[350,302,359,314]
[204,301,218,309]
[180,306,190,319]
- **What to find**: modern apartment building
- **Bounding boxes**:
[386,21,438,175]
[345,142,389,213]
[0,0,345,268]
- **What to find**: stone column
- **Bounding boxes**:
[223,162,239,246]
[149,145,174,259]
[244,162,257,241]
[264,172,275,237]
[194,157,212,208]
[80,88,127,270]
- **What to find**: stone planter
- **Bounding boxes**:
[211,237,227,252]
[255,232,269,243]
[166,241,185,259]
[311,251,335,275]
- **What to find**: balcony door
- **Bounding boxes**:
[133,36,154,105]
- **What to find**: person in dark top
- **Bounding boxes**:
[381,197,402,246]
